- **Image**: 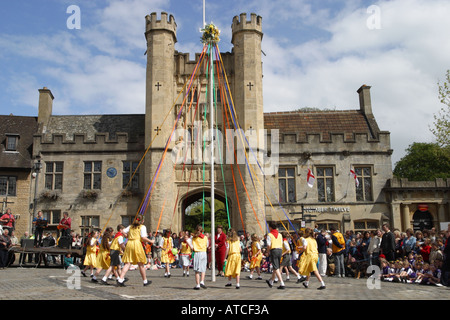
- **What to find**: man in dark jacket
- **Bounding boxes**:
[381,223,396,262]
[316,230,328,276]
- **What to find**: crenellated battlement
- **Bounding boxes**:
[145,12,177,38]
[32,132,145,156]
[231,13,263,35]
[267,131,392,156]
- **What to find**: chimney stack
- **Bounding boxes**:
[38,87,54,133]
[357,84,372,115]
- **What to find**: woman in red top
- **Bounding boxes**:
[215,225,227,277]
[420,238,432,263]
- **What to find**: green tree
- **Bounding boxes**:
[184,197,229,233]
[430,70,450,147]
[393,142,450,181]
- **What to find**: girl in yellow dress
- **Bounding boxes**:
[117,216,155,287]
[224,229,242,289]
[298,227,326,290]
[91,227,113,283]
[188,225,208,290]
[247,233,263,280]
[161,229,175,278]
[81,230,99,277]
[180,233,192,277]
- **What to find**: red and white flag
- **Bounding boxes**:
[350,168,360,187]
[307,168,315,188]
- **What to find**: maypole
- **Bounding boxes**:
[201,20,220,283]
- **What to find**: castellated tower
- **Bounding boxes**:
[230,13,266,235]
[231,13,264,134]
[144,12,178,230]
[143,12,267,235]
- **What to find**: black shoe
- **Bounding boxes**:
[266,280,273,288]
[317,285,326,290]
[143,281,152,286]
[81,271,87,277]
[117,281,126,287]
[297,277,306,283]
[194,286,200,290]
[91,278,98,283]
[277,285,286,290]
[200,283,207,289]
[303,282,309,289]
[100,280,110,285]
[225,283,232,287]
[236,286,240,289]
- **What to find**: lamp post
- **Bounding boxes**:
[32,158,42,229]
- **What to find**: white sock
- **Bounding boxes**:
[102,276,107,282]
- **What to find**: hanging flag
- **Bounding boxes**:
[307,168,315,188]
[350,168,360,187]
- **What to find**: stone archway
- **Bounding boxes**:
[180,189,231,233]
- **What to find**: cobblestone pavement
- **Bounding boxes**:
[1,264,449,301]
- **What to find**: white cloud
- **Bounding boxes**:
[0,0,448,165]
[258,0,450,164]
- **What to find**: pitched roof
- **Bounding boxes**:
[0,115,38,169]
[42,114,145,142]
[264,110,379,141]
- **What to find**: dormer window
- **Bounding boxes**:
[5,134,19,151]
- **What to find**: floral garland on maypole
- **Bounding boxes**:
[201,23,220,44]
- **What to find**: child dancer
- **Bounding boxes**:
[298,227,326,290]
[180,233,192,277]
[161,229,175,278]
[224,229,242,289]
[100,225,125,285]
[92,227,113,283]
[81,230,99,277]
[281,232,302,282]
[116,216,155,287]
[247,234,263,280]
[188,225,208,290]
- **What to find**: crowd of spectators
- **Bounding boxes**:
[2,220,449,289]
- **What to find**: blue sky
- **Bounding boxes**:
[0,0,449,165]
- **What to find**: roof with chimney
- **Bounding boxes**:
[264,109,381,141]
[41,114,145,142]
[0,115,38,169]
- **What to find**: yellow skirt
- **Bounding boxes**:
[298,253,318,276]
[250,254,262,269]
[161,249,175,264]
[122,240,147,265]
[96,249,110,269]
[225,253,241,278]
[83,250,98,267]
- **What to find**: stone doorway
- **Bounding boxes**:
[412,208,433,231]
[181,190,231,233]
